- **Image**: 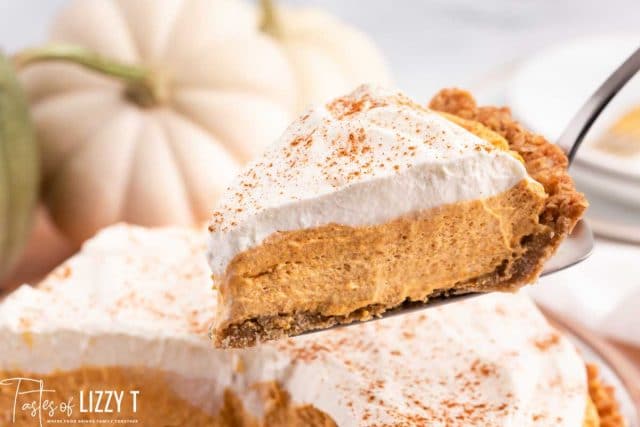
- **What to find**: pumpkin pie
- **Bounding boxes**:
[208,85,587,348]
[0,225,621,426]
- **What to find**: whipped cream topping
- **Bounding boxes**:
[208,85,530,275]
[0,225,588,426]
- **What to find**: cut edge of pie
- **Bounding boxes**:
[212,88,588,349]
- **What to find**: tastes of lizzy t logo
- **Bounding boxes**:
[0,377,140,426]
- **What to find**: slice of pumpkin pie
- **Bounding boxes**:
[208,85,587,348]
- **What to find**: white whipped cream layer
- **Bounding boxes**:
[207,85,530,275]
[0,225,587,426]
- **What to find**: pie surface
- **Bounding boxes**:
[0,225,619,426]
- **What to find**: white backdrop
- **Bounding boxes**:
[3,0,640,101]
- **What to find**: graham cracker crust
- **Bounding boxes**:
[214,89,587,349]
[586,363,626,427]
[429,88,588,240]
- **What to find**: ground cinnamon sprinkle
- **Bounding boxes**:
[290,132,314,148]
[470,359,496,377]
[49,264,73,280]
[402,331,416,339]
[326,92,389,119]
[533,332,561,351]
[279,341,332,363]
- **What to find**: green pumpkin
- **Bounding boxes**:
[0,52,39,281]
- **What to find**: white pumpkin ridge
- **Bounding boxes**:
[13,0,389,245]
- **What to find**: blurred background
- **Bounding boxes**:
[3,0,640,99]
[1,0,639,398]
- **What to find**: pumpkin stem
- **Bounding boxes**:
[13,44,168,108]
[259,0,282,37]
[0,52,39,279]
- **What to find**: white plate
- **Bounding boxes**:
[507,34,640,190]
[576,180,640,243]
[508,35,640,139]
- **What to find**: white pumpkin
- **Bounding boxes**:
[259,0,391,111]
[18,0,390,244]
